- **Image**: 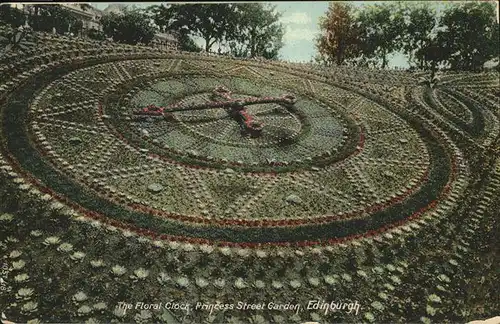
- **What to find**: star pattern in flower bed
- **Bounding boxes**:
[0,56,468,245]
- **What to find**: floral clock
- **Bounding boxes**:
[2,55,466,247]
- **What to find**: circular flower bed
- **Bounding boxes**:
[0,54,464,247]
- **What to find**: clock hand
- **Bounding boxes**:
[133,94,297,115]
[132,87,297,138]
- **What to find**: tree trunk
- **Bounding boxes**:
[336,46,344,66]
[205,38,210,52]
[250,31,256,58]
[430,60,436,81]
[381,48,388,69]
[382,56,387,69]
[34,6,39,31]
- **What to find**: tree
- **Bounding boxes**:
[25,4,81,35]
[421,40,450,84]
[356,2,405,69]
[399,2,439,69]
[43,5,77,34]
[147,4,201,53]
[150,3,283,58]
[176,30,202,52]
[436,2,499,71]
[26,5,45,32]
[146,4,172,33]
[228,41,249,58]
[27,5,56,33]
[228,3,284,59]
[315,2,360,66]
[150,4,237,52]
[69,19,83,36]
[53,6,78,35]
[0,4,26,28]
[87,27,106,41]
[79,4,93,11]
[100,8,156,45]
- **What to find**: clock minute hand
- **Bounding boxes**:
[236,95,297,107]
[163,93,298,112]
[134,94,297,116]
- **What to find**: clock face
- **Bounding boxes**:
[106,75,356,170]
[4,55,458,244]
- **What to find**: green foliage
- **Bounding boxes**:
[176,30,202,53]
[69,19,83,36]
[86,28,106,41]
[100,8,156,45]
[147,5,201,52]
[316,1,498,72]
[356,2,405,69]
[0,4,26,28]
[436,2,499,71]
[27,4,80,35]
[316,2,406,68]
[149,3,284,59]
[27,5,51,33]
[398,2,439,69]
[49,5,77,35]
[150,4,237,52]
[315,2,360,66]
[228,3,284,60]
